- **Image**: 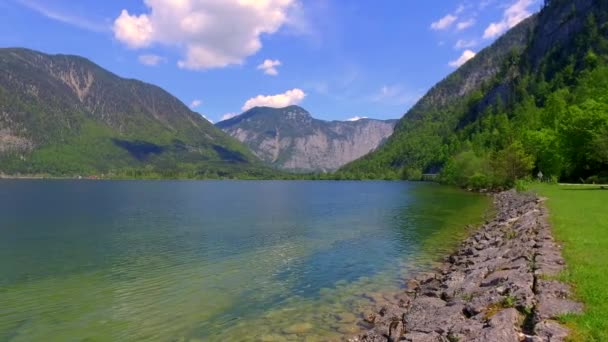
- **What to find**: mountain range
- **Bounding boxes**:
[0,48,270,178]
[2,0,607,184]
[216,106,396,172]
[341,0,608,186]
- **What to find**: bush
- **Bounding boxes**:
[515,179,531,192]
[440,151,490,186]
[492,141,536,187]
[468,172,493,190]
[403,167,423,181]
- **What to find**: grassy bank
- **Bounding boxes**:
[532,184,608,341]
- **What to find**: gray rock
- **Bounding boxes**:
[473,308,521,342]
[534,320,570,341]
[406,297,465,334]
[217,106,397,172]
[537,296,584,320]
[350,191,581,342]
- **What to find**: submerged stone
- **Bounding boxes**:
[283,322,314,335]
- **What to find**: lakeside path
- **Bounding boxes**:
[348,190,582,342]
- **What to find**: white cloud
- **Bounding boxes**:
[346,116,368,122]
[17,0,108,32]
[455,39,477,49]
[449,50,476,67]
[457,19,476,30]
[257,59,282,76]
[190,99,203,108]
[483,0,538,39]
[202,114,213,123]
[114,9,154,48]
[431,14,457,30]
[242,88,306,111]
[372,85,415,105]
[220,112,239,121]
[113,0,297,70]
[138,54,166,66]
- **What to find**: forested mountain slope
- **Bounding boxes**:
[0,48,271,178]
[341,0,608,187]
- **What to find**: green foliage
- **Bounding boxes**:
[514,179,531,192]
[440,151,495,189]
[342,2,608,189]
[492,141,536,186]
[403,167,423,181]
[0,48,281,179]
[501,295,517,308]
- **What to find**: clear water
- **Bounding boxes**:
[0,180,489,341]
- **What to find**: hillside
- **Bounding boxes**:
[341,0,608,187]
[216,106,396,172]
[0,48,272,178]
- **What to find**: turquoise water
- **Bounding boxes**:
[0,180,489,341]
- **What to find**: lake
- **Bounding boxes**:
[0,180,489,341]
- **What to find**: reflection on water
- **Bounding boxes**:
[0,180,489,341]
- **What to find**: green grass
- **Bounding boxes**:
[532,184,608,341]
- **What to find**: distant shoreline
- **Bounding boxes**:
[0,174,47,179]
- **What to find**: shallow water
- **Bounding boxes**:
[0,180,489,341]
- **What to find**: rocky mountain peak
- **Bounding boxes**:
[217,106,397,172]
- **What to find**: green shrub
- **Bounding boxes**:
[468,172,492,190]
[403,167,423,181]
[515,179,531,192]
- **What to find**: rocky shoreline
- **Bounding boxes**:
[349,190,583,342]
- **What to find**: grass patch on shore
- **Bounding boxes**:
[532,184,608,341]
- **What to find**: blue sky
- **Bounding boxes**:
[0,0,541,122]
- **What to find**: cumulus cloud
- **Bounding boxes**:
[449,50,476,67]
[431,14,457,30]
[242,88,306,111]
[455,39,477,49]
[483,0,538,39]
[457,18,476,30]
[138,54,166,66]
[220,112,239,121]
[114,9,154,48]
[113,0,297,70]
[257,59,282,76]
[347,116,368,122]
[190,99,203,108]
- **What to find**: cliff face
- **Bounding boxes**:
[216,106,397,172]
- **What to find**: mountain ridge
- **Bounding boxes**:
[216,106,397,172]
[341,0,608,186]
[0,47,273,178]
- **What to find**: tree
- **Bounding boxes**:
[493,141,536,185]
[523,129,563,177]
[560,100,608,177]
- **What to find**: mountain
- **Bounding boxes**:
[216,106,397,172]
[341,0,608,186]
[0,48,272,178]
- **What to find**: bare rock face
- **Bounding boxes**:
[216,106,397,172]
